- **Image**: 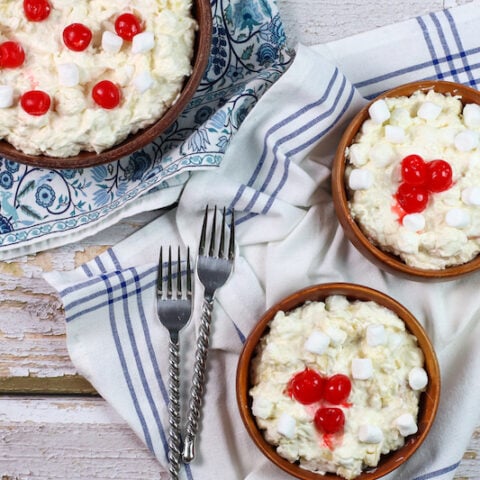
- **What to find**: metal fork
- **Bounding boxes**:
[182,206,235,463]
[156,246,193,480]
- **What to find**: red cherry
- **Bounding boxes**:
[314,407,345,435]
[0,41,26,68]
[115,13,143,41]
[63,23,92,51]
[92,80,121,109]
[396,183,429,213]
[287,368,324,405]
[426,159,453,193]
[401,154,427,186]
[20,90,51,116]
[324,374,352,405]
[23,0,51,21]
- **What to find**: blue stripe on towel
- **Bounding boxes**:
[412,460,461,480]
[100,264,154,452]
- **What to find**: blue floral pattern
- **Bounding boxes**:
[0,0,293,253]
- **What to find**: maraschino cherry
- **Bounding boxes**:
[0,41,25,68]
[92,80,121,109]
[314,407,345,435]
[23,0,51,21]
[323,374,352,405]
[287,368,324,405]
[20,90,51,116]
[115,13,143,41]
[63,23,92,51]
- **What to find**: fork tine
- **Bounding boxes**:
[186,247,192,299]
[167,246,173,299]
[208,206,217,257]
[199,205,208,256]
[218,207,226,258]
[157,246,163,297]
[176,246,182,300]
[228,209,235,261]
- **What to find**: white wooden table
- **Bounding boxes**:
[0,0,478,478]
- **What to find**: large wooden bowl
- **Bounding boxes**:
[0,0,212,169]
[332,80,480,281]
[236,283,440,480]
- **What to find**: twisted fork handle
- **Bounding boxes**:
[168,337,182,480]
[182,296,214,463]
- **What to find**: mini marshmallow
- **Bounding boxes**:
[0,85,14,108]
[445,208,471,228]
[325,326,347,345]
[463,103,480,128]
[384,125,405,144]
[388,332,404,350]
[402,213,426,232]
[358,424,384,444]
[417,101,442,121]
[454,130,479,152]
[462,186,480,206]
[133,71,154,93]
[277,413,296,438]
[368,99,390,124]
[351,358,373,380]
[102,31,123,53]
[304,330,330,355]
[251,396,273,419]
[366,324,386,347]
[132,31,155,54]
[408,367,428,390]
[348,168,373,190]
[395,413,418,436]
[368,143,395,167]
[57,63,80,87]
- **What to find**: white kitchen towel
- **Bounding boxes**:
[45,3,480,479]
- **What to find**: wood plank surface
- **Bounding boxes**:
[0,0,478,478]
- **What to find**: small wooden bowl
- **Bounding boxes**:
[332,80,480,280]
[236,283,440,480]
[0,0,212,169]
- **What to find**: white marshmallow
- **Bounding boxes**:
[0,85,14,108]
[388,332,404,350]
[368,99,390,124]
[304,331,330,355]
[366,324,386,347]
[133,71,154,93]
[445,208,470,228]
[277,413,296,438]
[348,168,373,190]
[102,31,123,53]
[351,358,373,380]
[462,186,480,206]
[463,103,480,128]
[251,396,273,419]
[384,125,406,144]
[417,101,442,121]
[348,143,369,166]
[57,63,80,87]
[369,143,395,167]
[132,31,155,54]
[402,213,426,232]
[325,326,347,345]
[408,367,428,390]
[358,424,384,444]
[454,130,479,152]
[395,413,418,436]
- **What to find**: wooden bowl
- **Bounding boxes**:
[332,80,480,280]
[236,283,440,480]
[0,0,212,169]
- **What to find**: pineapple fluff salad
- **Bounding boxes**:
[249,295,428,480]
[0,0,196,157]
[346,89,480,270]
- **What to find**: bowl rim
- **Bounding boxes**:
[331,80,480,280]
[0,0,212,169]
[236,282,441,480]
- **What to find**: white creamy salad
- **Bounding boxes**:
[0,0,196,157]
[346,89,480,270]
[250,295,427,480]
